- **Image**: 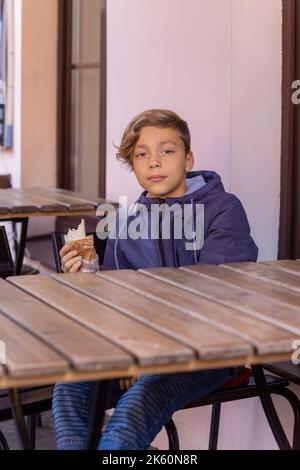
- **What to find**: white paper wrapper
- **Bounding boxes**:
[65,219,86,242]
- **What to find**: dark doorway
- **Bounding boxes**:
[57,0,106,198]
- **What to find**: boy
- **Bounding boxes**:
[53,109,258,450]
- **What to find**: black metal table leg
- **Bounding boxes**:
[251,365,291,450]
[86,380,110,450]
[8,388,32,450]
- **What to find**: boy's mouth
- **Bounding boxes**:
[147,175,167,183]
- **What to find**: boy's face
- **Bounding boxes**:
[131,126,194,199]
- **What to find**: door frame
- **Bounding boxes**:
[279,0,300,259]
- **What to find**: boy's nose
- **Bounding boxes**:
[149,156,161,168]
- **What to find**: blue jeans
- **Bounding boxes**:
[52,367,236,450]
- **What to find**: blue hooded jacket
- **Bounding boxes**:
[101,170,258,271]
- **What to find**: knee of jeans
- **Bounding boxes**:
[115,379,151,411]
[53,381,94,401]
[53,382,65,399]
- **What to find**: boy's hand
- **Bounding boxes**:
[119,377,139,390]
[60,245,82,273]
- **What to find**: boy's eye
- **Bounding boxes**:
[162,149,174,155]
[135,152,147,159]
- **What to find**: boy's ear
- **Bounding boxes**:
[185,151,194,172]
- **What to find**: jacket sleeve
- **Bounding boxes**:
[198,194,258,265]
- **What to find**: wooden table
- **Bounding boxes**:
[0,260,300,449]
[0,187,118,273]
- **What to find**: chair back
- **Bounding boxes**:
[0,226,15,278]
[51,231,107,273]
[0,174,12,189]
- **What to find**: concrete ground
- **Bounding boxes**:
[0,411,56,450]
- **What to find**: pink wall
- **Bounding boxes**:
[106,0,232,203]
[230,0,282,260]
[106,0,282,262]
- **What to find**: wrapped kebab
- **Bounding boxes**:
[65,219,99,272]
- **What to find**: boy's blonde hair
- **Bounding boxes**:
[116,109,191,168]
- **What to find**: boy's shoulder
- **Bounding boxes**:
[213,190,242,206]
[198,181,243,209]
[207,191,247,220]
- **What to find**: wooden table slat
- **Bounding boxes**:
[140,266,300,349]
[53,272,253,360]
[9,275,195,366]
[27,188,97,210]
[99,269,298,356]
[2,279,133,372]
[222,261,300,293]
[0,187,117,217]
[38,187,119,208]
[0,189,39,213]
[186,263,300,309]
[261,259,300,276]
[4,189,69,212]
[0,197,10,213]
[0,209,98,220]
[0,311,68,377]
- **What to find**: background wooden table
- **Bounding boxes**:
[0,186,118,219]
[0,260,299,390]
[0,186,118,274]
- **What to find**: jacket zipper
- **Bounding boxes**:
[171,209,178,267]
[158,198,167,267]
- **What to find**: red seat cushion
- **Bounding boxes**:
[220,367,252,389]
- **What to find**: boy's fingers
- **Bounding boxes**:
[59,245,70,257]
[125,379,132,389]
[119,377,139,390]
[126,377,139,389]
[62,250,78,264]
[64,256,82,272]
[61,251,79,272]
[119,379,125,390]
[70,261,82,273]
